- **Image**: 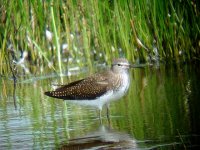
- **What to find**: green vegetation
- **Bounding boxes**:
[0,0,199,76]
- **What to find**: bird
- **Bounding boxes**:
[44,58,140,121]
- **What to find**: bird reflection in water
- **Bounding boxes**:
[59,125,137,150]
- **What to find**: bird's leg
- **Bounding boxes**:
[106,104,110,123]
[98,109,102,124]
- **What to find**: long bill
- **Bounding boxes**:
[130,63,148,68]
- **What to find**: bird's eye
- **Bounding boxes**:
[117,64,121,66]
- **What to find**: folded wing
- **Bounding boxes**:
[44,74,111,100]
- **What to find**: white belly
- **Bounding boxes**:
[65,73,130,110]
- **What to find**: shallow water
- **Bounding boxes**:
[0,63,200,149]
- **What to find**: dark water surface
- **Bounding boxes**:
[0,63,200,149]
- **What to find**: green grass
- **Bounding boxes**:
[0,0,199,76]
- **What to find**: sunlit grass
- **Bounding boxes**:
[0,0,199,76]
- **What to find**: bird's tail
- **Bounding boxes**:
[44,91,53,97]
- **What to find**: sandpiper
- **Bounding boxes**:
[45,58,139,119]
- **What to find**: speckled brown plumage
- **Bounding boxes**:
[44,70,120,100]
[44,58,131,104]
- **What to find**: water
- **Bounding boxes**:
[0,63,200,149]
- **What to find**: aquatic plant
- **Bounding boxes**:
[0,0,199,76]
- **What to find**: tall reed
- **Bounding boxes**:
[0,0,199,76]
